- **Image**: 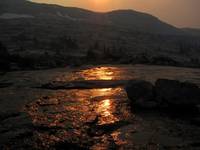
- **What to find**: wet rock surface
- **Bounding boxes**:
[155,79,200,107]
[126,78,200,111]
[0,112,34,149]
[0,65,200,149]
[0,82,13,88]
[125,80,156,109]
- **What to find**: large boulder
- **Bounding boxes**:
[155,79,200,107]
[125,80,157,109]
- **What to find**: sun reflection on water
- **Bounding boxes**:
[56,66,135,82]
[79,67,119,80]
[98,99,111,117]
[96,99,119,125]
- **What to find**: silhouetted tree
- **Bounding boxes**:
[32,37,40,48]
[50,36,79,51]
[86,48,96,61]
[66,37,79,49]
[190,58,200,67]
[93,41,100,50]
[102,46,112,59]
[0,42,9,56]
[0,41,10,71]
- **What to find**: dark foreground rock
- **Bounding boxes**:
[0,112,33,148]
[191,117,200,126]
[0,82,13,88]
[53,141,88,150]
[155,79,200,107]
[125,80,157,109]
[125,79,200,111]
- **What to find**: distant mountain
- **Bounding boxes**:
[0,0,200,70]
[0,0,200,67]
[106,10,182,35]
[182,28,200,37]
[0,0,182,35]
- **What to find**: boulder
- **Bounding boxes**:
[0,112,33,145]
[191,117,200,126]
[125,80,156,109]
[155,79,200,107]
[197,105,200,113]
[125,79,200,111]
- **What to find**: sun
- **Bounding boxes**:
[93,0,107,4]
[90,0,111,11]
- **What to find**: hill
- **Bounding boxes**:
[182,28,200,37]
[0,0,200,69]
[0,0,182,34]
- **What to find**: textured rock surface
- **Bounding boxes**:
[126,79,200,110]
[125,80,156,109]
[155,79,200,106]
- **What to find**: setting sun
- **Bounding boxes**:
[90,0,111,11]
[93,0,108,4]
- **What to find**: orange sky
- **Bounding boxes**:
[31,0,200,28]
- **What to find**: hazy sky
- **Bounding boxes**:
[32,0,200,28]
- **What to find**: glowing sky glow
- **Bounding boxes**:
[31,0,200,28]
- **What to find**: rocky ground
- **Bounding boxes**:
[0,64,200,150]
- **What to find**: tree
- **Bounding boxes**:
[93,41,99,50]
[0,41,10,71]
[86,48,96,61]
[50,36,79,51]
[0,41,9,56]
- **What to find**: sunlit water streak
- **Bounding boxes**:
[54,65,200,87]
[81,67,115,80]
[55,66,135,81]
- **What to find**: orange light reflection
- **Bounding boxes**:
[96,99,119,125]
